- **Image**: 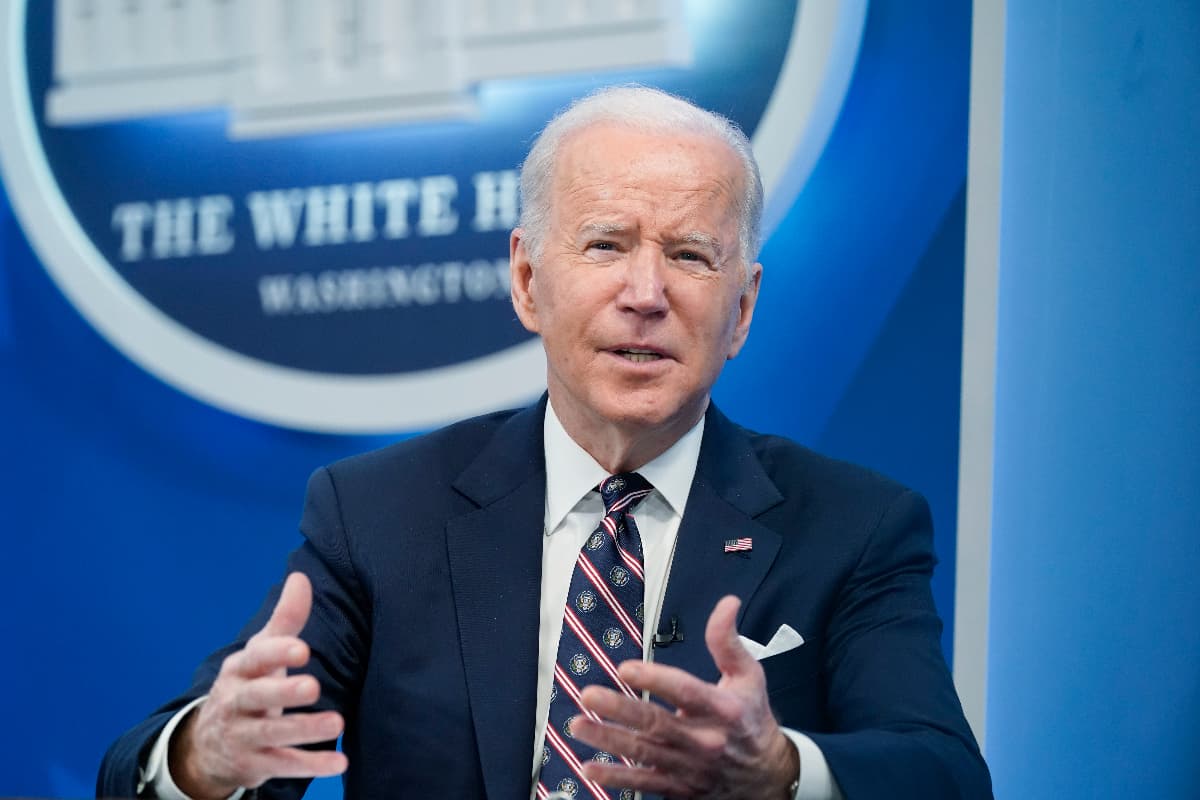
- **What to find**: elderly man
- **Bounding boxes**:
[98,86,990,800]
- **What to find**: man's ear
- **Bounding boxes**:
[510,228,540,334]
[727,262,762,360]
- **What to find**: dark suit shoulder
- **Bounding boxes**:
[739,425,913,509]
[322,405,523,487]
[303,401,546,536]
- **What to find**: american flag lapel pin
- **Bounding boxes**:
[724,537,752,554]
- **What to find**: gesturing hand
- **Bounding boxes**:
[169,572,348,799]
[572,595,799,800]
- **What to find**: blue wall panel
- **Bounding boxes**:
[986,2,1200,797]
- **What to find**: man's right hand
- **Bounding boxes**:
[168,572,348,799]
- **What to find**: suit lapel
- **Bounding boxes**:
[446,400,548,800]
[653,406,785,683]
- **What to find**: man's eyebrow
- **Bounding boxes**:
[574,225,724,256]
[577,221,629,237]
[676,231,723,254]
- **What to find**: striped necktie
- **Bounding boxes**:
[536,472,653,800]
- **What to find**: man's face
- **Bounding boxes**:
[511,124,761,441]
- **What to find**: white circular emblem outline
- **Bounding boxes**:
[0,1,866,433]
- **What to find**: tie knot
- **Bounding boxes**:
[599,472,653,514]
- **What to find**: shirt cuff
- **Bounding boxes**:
[139,696,246,800]
[779,727,844,800]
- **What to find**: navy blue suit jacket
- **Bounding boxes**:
[98,400,990,799]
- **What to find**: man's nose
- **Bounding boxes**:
[618,246,669,314]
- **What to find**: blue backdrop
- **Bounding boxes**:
[985,2,1200,797]
[0,2,971,795]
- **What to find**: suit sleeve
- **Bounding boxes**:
[805,490,992,800]
[96,467,370,799]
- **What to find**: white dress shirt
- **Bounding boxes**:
[145,401,841,800]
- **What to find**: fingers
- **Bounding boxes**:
[578,684,728,751]
[251,747,347,781]
[574,692,723,756]
[231,674,321,714]
[705,595,758,680]
[212,743,347,790]
[261,572,313,638]
[223,634,310,680]
[572,690,725,798]
[229,710,345,751]
[185,701,347,794]
[222,574,315,682]
[605,660,743,722]
[569,715,700,799]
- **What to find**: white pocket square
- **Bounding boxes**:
[738,624,805,660]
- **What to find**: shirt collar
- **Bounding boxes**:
[543,399,704,535]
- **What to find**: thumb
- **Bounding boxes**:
[261,571,313,638]
[705,595,757,679]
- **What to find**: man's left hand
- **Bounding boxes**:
[573,595,800,799]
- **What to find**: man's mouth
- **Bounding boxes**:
[613,348,664,363]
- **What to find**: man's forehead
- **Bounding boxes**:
[552,130,740,201]
[542,124,745,249]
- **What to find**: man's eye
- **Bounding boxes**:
[589,241,616,251]
[676,250,711,265]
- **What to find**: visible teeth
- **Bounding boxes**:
[618,350,661,363]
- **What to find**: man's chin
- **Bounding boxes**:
[602,393,707,436]
[548,380,707,439]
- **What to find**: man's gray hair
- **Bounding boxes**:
[518,85,764,270]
